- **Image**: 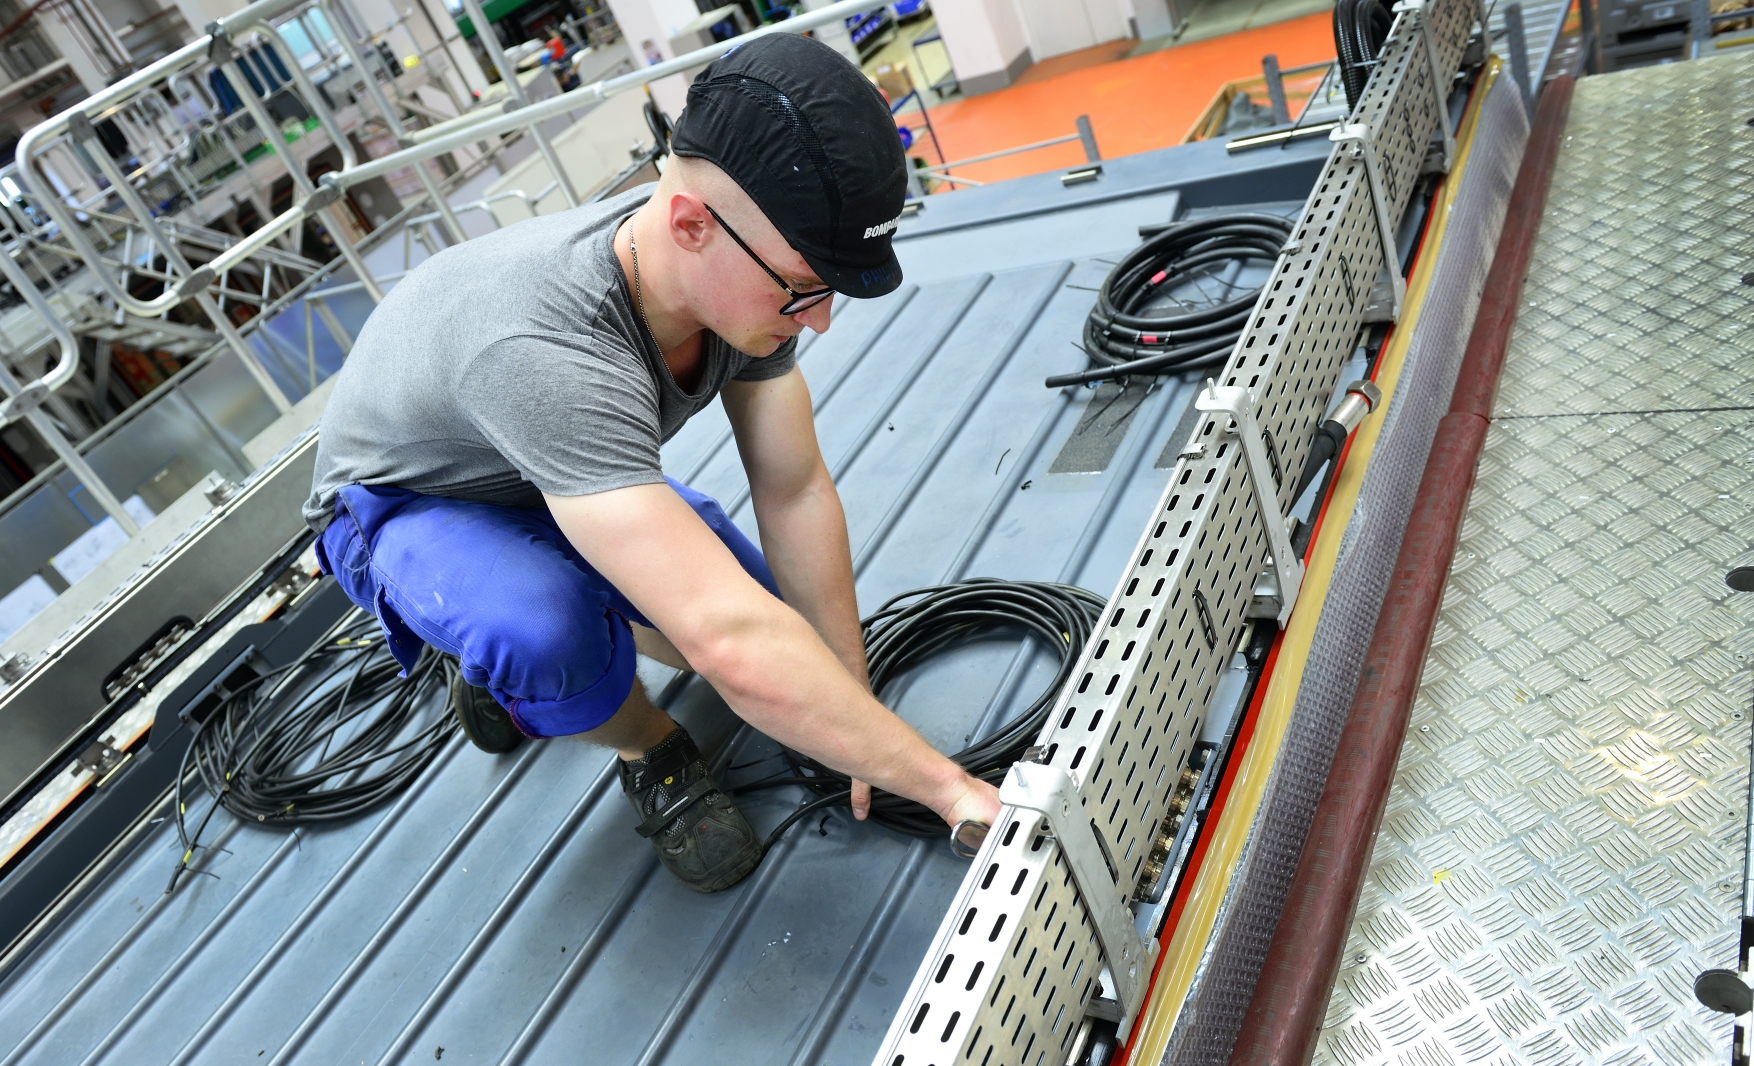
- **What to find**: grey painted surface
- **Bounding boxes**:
[0,139,1321,1066]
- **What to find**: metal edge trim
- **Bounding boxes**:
[1122,58,1509,1066]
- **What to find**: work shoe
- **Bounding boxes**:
[448,667,523,754]
[621,727,762,892]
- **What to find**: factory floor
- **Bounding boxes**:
[884,9,1335,186]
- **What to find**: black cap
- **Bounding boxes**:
[670,33,905,299]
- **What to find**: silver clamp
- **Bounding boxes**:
[1328,122,1406,320]
[1393,0,1456,173]
[1196,382,1307,624]
[999,762,1157,1039]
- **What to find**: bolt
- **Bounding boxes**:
[1356,953,1368,964]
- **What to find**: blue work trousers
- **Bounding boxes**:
[315,478,778,738]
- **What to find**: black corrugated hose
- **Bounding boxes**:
[737,579,1105,849]
[168,612,457,892]
[1334,0,1396,109]
[1046,213,1294,389]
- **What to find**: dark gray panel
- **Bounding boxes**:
[0,134,1329,1066]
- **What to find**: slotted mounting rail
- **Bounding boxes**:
[872,0,1480,1061]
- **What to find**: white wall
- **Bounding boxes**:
[600,0,694,114]
[932,0,1030,95]
[1012,0,1130,59]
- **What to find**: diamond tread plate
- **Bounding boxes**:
[1313,54,1754,1066]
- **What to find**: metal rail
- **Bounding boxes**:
[871,0,1482,1059]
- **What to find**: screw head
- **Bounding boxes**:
[1356,953,1368,964]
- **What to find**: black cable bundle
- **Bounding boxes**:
[169,613,458,891]
[1333,0,1396,109]
[744,579,1105,848]
[1046,213,1294,389]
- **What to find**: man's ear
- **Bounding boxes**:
[667,192,712,252]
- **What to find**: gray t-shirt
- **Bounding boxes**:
[303,185,796,531]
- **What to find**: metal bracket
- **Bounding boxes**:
[1196,383,1307,624]
[1328,122,1406,320]
[1394,0,1456,173]
[999,762,1157,1038]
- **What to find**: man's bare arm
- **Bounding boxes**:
[720,371,867,684]
[544,483,998,829]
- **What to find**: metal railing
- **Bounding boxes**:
[0,0,889,538]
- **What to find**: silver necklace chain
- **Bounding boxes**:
[629,232,660,353]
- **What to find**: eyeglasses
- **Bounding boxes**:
[703,203,834,316]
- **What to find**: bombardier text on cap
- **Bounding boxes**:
[863,216,902,240]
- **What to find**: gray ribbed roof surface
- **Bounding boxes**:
[0,135,1325,1066]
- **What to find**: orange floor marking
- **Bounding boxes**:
[901,11,1336,186]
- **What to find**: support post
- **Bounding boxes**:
[1075,114,1101,162]
[1689,0,1712,57]
[1328,122,1406,320]
[318,0,467,245]
[1394,0,1456,171]
[457,0,580,208]
[1577,0,1603,72]
[1262,54,1291,124]
[1504,3,1533,113]
[998,762,1157,1039]
[1195,382,1306,623]
[207,26,386,307]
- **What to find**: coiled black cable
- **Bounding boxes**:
[168,612,457,891]
[740,579,1105,848]
[1046,213,1294,389]
[1333,0,1395,109]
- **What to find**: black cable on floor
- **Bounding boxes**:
[1046,213,1295,389]
[167,613,457,892]
[744,579,1105,850]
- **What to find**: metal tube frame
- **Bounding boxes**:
[456,0,579,208]
[316,0,465,244]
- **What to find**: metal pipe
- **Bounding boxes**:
[456,0,578,207]
[0,350,138,533]
[1689,0,1712,56]
[76,121,296,413]
[1504,3,1533,114]
[213,33,384,304]
[240,21,358,171]
[316,0,464,244]
[0,245,85,426]
[328,0,889,189]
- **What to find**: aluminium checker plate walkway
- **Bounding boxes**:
[0,140,1325,1066]
[1313,53,1754,1066]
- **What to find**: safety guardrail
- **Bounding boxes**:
[0,0,888,536]
[871,0,1483,1060]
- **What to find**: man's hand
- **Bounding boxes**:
[546,483,976,830]
[852,778,871,820]
[938,774,1001,829]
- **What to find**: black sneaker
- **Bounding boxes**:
[449,668,523,753]
[621,727,762,892]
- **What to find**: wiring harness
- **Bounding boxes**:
[1333,0,1396,109]
[169,612,457,891]
[1047,213,1295,389]
[743,579,1105,848]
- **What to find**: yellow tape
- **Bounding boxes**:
[1130,59,1505,1063]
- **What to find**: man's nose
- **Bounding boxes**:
[798,296,833,334]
